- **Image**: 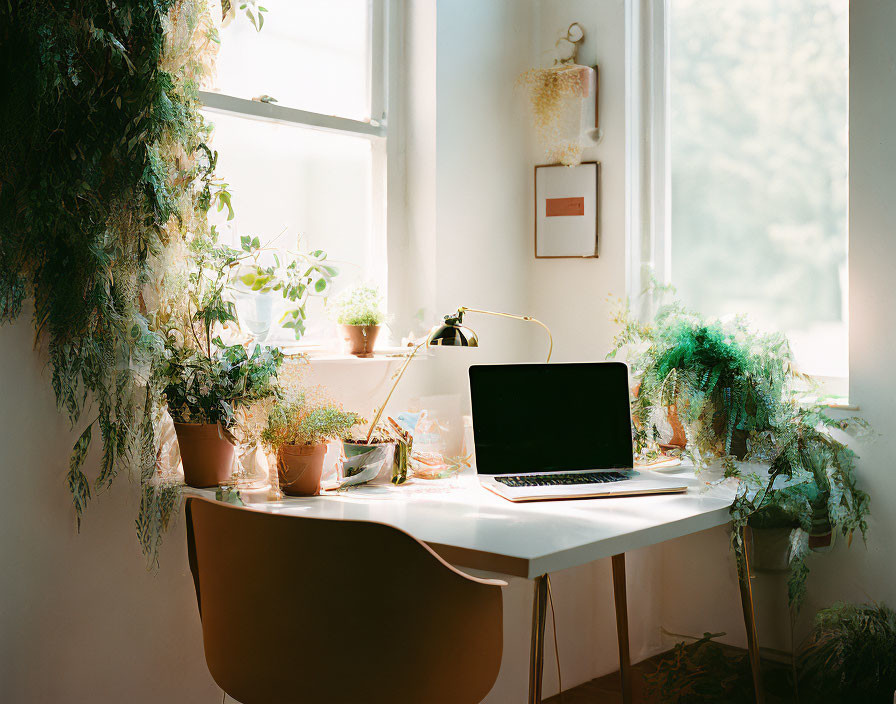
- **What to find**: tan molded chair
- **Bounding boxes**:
[185,496,505,704]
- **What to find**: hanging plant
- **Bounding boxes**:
[518,65,594,166]
[518,24,596,166]
[0,0,221,563]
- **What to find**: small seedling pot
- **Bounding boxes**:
[174,422,235,488]
[278,443,328,496]
[340,324,380,358]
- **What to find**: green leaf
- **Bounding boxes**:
[67,424,93,529]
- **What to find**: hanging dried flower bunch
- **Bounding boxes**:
[519,64,594,166]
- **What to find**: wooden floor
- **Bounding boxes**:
[543,648,792,704]
[543,652,664,704]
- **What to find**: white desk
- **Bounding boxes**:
[196,468,763,704]
[249,470,734,578]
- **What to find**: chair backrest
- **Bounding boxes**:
[185,497,505,704]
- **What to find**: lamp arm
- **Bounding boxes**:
[458,307,553,363]
[365,339,428,443]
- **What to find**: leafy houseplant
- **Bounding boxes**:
[331,284,385,357]
[341,421,411,487]
[261,395,361,496]
[799,602,896,703]
[231,234,338,342]
[610,298,870,611]
[161,339,282,488]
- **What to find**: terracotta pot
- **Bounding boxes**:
[174,422,236,488]
[661,404,688,450]
[340,324,380,358]
[278,443,327,496]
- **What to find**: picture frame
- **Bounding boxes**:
[534,161,600,259]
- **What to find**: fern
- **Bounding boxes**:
[611,295,870,612]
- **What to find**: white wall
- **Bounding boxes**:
[807,0,896,614]
[0,305,219,703]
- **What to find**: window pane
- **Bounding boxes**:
[204,111,377,344]
[206,0,371,121]
[669,0,848,378]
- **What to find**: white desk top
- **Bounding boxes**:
[205,467,737,579]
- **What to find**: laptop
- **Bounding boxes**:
[469,362,688,502]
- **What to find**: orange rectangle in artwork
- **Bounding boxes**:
[545,197,585,217]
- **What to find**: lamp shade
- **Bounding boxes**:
[428,321,479,348]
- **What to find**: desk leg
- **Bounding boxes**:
[611,554,633,704]
[736,527,765,704]
[529,574,548,704]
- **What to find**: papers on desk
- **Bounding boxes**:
[634,454,682,471]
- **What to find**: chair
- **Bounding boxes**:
[185,497,505,704]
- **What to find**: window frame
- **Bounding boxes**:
[625,0,850,399]
[197,0,404,348]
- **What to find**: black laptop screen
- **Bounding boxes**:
[469,362,634,475]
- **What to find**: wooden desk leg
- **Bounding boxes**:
[736,527,765,704]
[612,553,633,704]
[529,574,548,704]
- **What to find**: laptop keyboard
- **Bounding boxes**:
[494,471,630,488]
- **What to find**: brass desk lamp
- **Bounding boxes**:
[365,307,553,442]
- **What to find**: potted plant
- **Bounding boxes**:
[340,417,412,486]
[798,602,896,702]
[331,284,385,357]
[610,296,870,611]
[162,227,285,489]
[162,340,283,488]
[261,395,362,496]
[230,233,338,342]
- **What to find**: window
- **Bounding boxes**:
[200,0,392,347]
[631,0,849,389]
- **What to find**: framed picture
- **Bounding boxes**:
[534,161,600,258]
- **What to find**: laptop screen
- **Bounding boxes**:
[469,362,634,475]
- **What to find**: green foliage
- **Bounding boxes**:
[161,340,282,427]
[221,0,269,31]
[262,394,362,449]
[799,602,896,703]
[611,297,870,611]
[231,235,338,340]
[331,284,385,326]
[0,0,216,562]
[611,300,792,457]
[644,633,755,703]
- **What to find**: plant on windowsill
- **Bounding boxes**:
[330,284,386,358]
[609,296,870,613]
[230,233,338,343]
[261,393,362,496]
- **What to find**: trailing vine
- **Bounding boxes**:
[0,0,219,563]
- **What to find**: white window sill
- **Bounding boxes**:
[280,345,429,364]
